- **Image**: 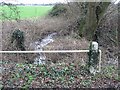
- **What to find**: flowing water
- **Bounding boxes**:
[32,33,57,64]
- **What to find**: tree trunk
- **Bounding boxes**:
[118,3,120,79]
[85,2,97,40]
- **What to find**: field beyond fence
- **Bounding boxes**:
[0,5,53,19]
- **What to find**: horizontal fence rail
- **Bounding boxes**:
[0,50,102,72]
[0,50,101,53]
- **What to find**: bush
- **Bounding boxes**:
[49,4,67,17]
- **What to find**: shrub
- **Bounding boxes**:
[49,4,67,17]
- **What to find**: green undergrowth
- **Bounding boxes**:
[92,65,118,80]
[2,62,119,88]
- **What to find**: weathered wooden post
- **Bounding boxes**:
[88,41,99,74]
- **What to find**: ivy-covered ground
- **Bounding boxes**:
[1,61,120,89]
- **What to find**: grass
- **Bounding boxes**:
[0,5,53,20]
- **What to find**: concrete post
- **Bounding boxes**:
[88,41,99,74]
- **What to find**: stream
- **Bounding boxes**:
[32,33,57,64]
